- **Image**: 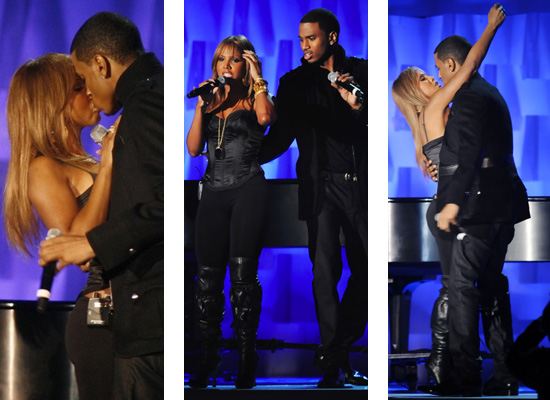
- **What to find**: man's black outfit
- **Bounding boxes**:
[87,52,164,400]
[426,73,529,397]
[259,44,367,387]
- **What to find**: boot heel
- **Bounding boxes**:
[189,356,222,388]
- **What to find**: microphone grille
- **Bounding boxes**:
[327,71,338,83]
[46,228,63,240]
[217,76,226,85]
[90,124,109,144]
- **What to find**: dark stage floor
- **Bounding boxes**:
[388,382,538,399]
[184,377,368,399]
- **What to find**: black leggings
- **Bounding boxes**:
[195,174,268,268]
[426,198,454,293]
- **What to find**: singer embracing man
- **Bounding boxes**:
[258,8,368,388]
[423,34,530,397]
[39,12,164,400]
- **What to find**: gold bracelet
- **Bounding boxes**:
[253,78,268,93]
[254,87,268,97]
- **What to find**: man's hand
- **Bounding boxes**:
[437,203,460,232]
[330,72,363,111]
[38,234,96,271]
[423,155,438,181]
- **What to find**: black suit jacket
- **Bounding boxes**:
[87,53,164,358]
[258,45,367,220]
[436,73,529,226]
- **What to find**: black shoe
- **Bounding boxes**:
[417,382,460,396]
[417,379,481,397]
[341,364,368,386]
[482,376,519,396]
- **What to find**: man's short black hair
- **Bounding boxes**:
[434,35,472,66]
[300,8,340,37]
[70,12,145,65]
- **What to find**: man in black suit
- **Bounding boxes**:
[424,35,530,397]
[259,8,367,388]
[39,12,163,399]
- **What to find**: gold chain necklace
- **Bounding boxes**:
[215,98,243,159]
[215,116,227,159]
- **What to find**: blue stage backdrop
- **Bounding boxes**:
[183,0,368,368]
[389,1,550,354]
[0,0,163,302]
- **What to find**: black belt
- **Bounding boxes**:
[439,154,513,177]
[321,172,358,182]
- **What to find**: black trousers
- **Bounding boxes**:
[447,222,516,385]
[65,296,115,400]
[113,352,163,400]
[195,174,268,267]
[306,175,367,363]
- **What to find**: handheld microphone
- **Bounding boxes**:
[36,228,62,313]
[90,124,109,145]
[328,71,364,104]
[187,76,226,99]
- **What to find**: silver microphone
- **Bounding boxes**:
[90,124,109,145]
[327,71,364,103]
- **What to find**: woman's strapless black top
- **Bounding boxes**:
[76,185,109,296]
[203,109,266,190]
[422,136,443,180]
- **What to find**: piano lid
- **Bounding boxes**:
[388,197,550,263]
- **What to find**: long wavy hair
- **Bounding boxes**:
[392,67,431,175]
[4,53,96,255]
[204,35,257,113]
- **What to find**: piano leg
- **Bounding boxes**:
[388,276,425,390]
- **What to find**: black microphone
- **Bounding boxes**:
[36,228,62,313]
[328,71,364,104]
[186,76,226,98]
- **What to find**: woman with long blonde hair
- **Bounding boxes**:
[3,53,117,400]
[186,35,276,389]
[391,4,505,389]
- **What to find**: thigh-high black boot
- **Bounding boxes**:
[229,257,262,389]
[425,278,450,385]
[423,201,453,387]
[189,265,226,388]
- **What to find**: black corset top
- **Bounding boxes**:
[76,182,108,296]
[203,108,266,190]
[422,136,443,180]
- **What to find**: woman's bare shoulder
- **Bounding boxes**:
[28,156,66,184]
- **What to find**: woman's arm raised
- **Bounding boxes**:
[427,3,506,114]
